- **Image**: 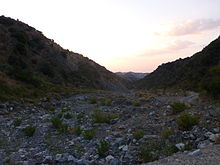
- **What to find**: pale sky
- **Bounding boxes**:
[1,0,220,72]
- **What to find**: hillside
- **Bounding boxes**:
[137,36,220,97]
[0,16,128,100]
[116,72,148,82]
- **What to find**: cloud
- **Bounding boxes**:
[140,40,195,56]
[157,19,220,36]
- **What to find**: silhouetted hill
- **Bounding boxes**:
[137,36,220,97]
[116,72,148,82]
[0,16,128,100]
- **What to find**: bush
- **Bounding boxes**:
[45,104,55,112]
[51,116,68,133]
[88,96,97,104]
[133,129,144,140]
[64,113,73,119]
[139,140,178,163]
[99,98,113,106]
[13,118,22,127]
[92,109,119,124]
[84,129,95,140]
[171,102,187,114]
[139,147,157,163]
[161,130,174,139]
[133,101,141,107]
[77,113,85,120]
[177,112,199,131]
[22,125,36,137]
[96,139,109,156]
[73,125,83,136]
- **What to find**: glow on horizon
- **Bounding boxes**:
[1,0,220,72]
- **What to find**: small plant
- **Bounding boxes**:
[77,113,85,120]
[138,139,178,163]
[96,139,109,156]
[57,112,63,119]
[89,96,97,104]
[92,109,119,124]
[177,112,199,131]
[73,125,83,136]
[161,130,174,139]
[84,129,95,140]
[64,113,73,119]
[45,104,55,112]
[51,116,63,129]
[51,116,68,133]
[185,142,193,150]
[99,97,113,106]
[13,118,22,127]
[133,129,144,140]
[133,101,141,107]
[139,147,157,163]
[0,138,7,147]
[22,125,36,137]
[59,123,68,133]
[171,102,187,114]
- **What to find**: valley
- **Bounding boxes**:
[0,16,220,165]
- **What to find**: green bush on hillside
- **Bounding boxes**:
[177,112,199,131]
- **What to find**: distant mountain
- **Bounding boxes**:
[0,16,128,100]
[137,36,220,97]
[116,72,148,82]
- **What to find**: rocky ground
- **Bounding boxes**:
[0,90,220,165]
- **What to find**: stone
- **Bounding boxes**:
[204,131,213,138]
[209,133,220,143]
[77,159,91,165]
[68,155,77,161]
[43,156,53,163]
[105,155,114,161]
[188,149,202,156]
[55,154,67,162]
[118,145,128,151]
[175,143,185,151]
[213,128,220,133]
[104,158,120,165]
[197,140,212,149]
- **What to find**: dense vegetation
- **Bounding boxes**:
[0,16,127,101]
[137,36,220,97]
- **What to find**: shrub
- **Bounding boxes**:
[22,125,36,137]
[161,130,174,139]
[51,116,63,129]
[77,113,85,120]
[84,129,95,140]
[88,96,97,104]
[133,101,141,107]
[139,140,178,163]
[64,113,73,119]
[58,123,68,133]
[99,98,113,106]
[73,125,83,136]
[139,147,156,163]
[133,129,144,140]
[171,102,187,114]
[92,109,119,124]
[45,104,55,112]
[96,139,109,156]
[51,116,68,133]
[13,118,22,127]
[177,112,199,131]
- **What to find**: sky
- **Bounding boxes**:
[1,0,220,72]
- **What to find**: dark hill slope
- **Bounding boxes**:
[0,16,128,100]
[137,36,220,96]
